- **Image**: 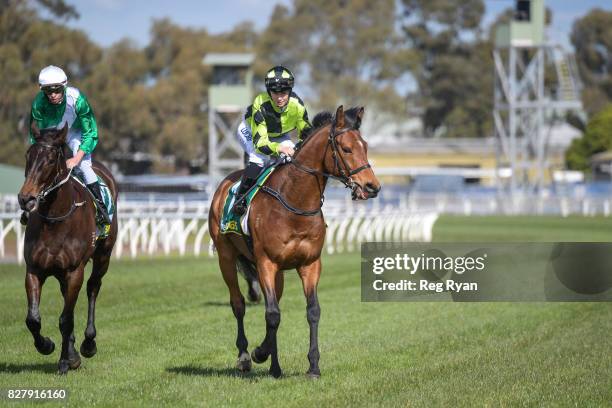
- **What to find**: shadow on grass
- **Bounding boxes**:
[166,365,301,379]
[201,301,263,308]
[0,362,57,374]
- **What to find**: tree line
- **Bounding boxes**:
[1,0,610,173]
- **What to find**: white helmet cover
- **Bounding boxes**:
[38,65,68,88]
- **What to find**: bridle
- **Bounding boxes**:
[293,124,371,191]
[26,143,84,223]
[260,122,372,216]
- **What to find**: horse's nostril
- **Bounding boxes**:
[18,194,36,211]
[365,183,380,194]
[25,200,36,211]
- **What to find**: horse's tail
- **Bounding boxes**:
[236,255,261,303]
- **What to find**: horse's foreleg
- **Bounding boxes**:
[219,247,251,372]
[25,270,55,355]
[298,259,322,378]
[252,258,282,378]
[57,267,84,374]
[81,252,110,358]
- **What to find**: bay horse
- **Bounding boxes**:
[209,106,381,378]
[17,124,118,375]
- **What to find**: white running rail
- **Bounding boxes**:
[0,206,438,264]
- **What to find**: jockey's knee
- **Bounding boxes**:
[79,159,97,184]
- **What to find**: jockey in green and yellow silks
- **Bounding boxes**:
[233,65,312,216]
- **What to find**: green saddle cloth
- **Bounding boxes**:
[71,173,115,238]
[220,166,276,235]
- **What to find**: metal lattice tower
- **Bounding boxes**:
[493,0,582,194]
[203,53,254,187]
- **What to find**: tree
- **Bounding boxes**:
[571,8,612,117]
[399,0,493,138]
[0,1,100,166]
[565,104,612,171]
[256,0,408,114]
[144,19,251,172]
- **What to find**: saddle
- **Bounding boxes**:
[71,168,115,238]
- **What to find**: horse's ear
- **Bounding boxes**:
[30,121,40,140]
[357,107,365,121]
[55,122,68,143]
[353,106,365,129]
[334,105,345,129]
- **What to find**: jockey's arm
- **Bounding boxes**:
[296,105,312,142]
[75,93,99,154]
[66,150,85,169]
[252,110,280,156]
[28,99,44,144]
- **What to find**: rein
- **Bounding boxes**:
[261,124,371,216]
[29,144,86,223]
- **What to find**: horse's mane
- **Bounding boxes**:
[301,106,362,142]
[310,107,363,134]
[295,107,363,157]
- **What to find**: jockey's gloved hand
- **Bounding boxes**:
[278,144,295,157]
[278,153,291,164]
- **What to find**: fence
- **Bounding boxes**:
[0,202,438,264]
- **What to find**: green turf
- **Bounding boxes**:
[0,250,610,406]
[433,215,612,242]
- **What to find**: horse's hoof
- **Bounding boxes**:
[69,354,81,370]
[35,337,55,355]
[236,352,252,372]
[306,369,321,379]
[57,360,70,375]
[251,347,269,364]
[80,339,97,358]
[269,366,282,379]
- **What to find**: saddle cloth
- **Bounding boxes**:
[220,166,276,236]
[71,171,115,238]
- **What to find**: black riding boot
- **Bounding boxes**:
[87,182,111,225]
[233,162,262,216]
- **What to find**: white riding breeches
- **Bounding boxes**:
[67,130,97,184]
[236,120,294,166]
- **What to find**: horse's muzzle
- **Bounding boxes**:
[351,182,380,200]
[18,193,38,212]
[364,183,380,198]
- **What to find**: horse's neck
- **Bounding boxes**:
[275,133,329,210]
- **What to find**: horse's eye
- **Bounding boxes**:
[341,147,352,154]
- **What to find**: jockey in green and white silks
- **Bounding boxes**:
[26,65,110,226]
[233,65,312,216]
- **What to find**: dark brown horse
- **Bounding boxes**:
[209,106,381,378]
[17,124,118,374]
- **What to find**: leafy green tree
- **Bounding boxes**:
[571,8,612,117]
[256,0,408,114]
[144,19,249,172]
[0,0,100,166]
[566,105,612,171]
[399,0,493,138]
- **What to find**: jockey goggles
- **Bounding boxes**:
[41,84,65,95]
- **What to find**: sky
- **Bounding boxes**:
[61,0,610,50]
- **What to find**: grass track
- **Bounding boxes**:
[0,216,610,406]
